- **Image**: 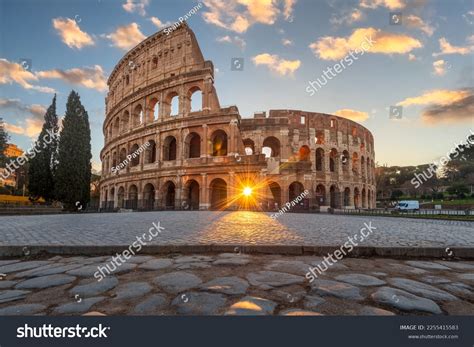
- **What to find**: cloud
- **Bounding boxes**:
[397,89,471,107]
[0,98,46,119]
[105,23,146,51]
[404,15,434,36]
[432,59,446,76]
[216,35,246,49]
[281,38,293,46]
[397,89,474,124]
[202,0,297,33]
[309,27,422,60]
[36,65,108,92]
[0,59,55,93]
[52,18,95,49]
[4,118,43,138]
[334,109,369,122]
[463,10,474,25]
[433,37,473,57]
[252,53,301,76]
[359,0,405,10]
[330,8,364,26]
[408,53,417,61]
[122,0,149,16]
[149,16,173,29]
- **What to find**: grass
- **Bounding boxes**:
[343,212,474,222]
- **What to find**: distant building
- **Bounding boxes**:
[4,144,23,158]
[1,143,25,188]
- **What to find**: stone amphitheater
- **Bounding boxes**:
[99,23,376,212]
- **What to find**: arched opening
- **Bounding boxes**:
[315,130,325,145]
[315,184,326,206]
[132,104,143,127]
[362,188,367,208]
[342,150,350,173]
[354,187,360,208]
[143,183,155,210]
[127,185,138,210]
[289,181,305,202]
[316,148,324,171]
[149,98,160,121]
[112,152,117,168]
[368,190,372,209]
[119,148,127,164]
[184,180,200,210]
[352,152,359,175]
[121,111,129,133]
[243,138,255,155]
[185,132,201,159]
[211,130,228,156]
[118,187,125,208]
[170,94,179,116]
[163,181,176,209]
[163,136,177,161]
[329,148,338,173]
[130,144,140,167]
[189,88,202,112]
[344,187,351,206]
[330,185,339,208]
[109,187,115,209]
[299,145,310,161]
[361,156,365,177]
[268,181,282,210]
[145,140,156,164]
[210,178,227,210]
[262,136,280,158]
[113,118,120,136]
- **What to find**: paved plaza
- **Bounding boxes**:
[0,211,473,248]
[0,253,473,316]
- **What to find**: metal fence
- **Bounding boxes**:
[334,208,472,216]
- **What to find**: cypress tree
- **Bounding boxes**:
[55,91,92,210]
[0,118,8,167]
[28,95,59,202]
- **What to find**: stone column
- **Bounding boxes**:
[201,124,209,157]
[200,173,209,209]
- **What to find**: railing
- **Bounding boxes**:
[334,208,473,216]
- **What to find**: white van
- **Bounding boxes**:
[395,200,420,212]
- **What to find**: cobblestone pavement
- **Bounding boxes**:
[0,211,473,247]
[0,254,473,315]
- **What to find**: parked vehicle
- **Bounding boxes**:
[395,200,420,211]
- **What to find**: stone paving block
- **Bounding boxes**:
[154,272,202,293]
[225,296,277,315]
[15,274,76,290]
[0,303,46,315]
[172,292,227,315]
[371,287,442,314]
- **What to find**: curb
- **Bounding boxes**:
[0,245,473,259]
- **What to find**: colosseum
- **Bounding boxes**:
[99,23,376,212]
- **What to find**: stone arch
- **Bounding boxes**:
[162,181,176,209]
[268,181,282,209]
[315,184,326,206]
[262,136,280,158]
[243,138,255,155]
[184,132,201,159]
[354,187,361,208]
[329,185,339,208]
[362,187,367,208]
[361,156,365,177]
[132,104,143,127]
[329,148,338,172]
[352,152,359,175]
[209,178,227,210]
[189,86,202,112]
[143,183,155,210]
[117,186,125,208]
[299,145,310,161]
[211,130,228,156]
[149,97,160,121]
[121,110,130,133]
[145,140,156,164]
[113,117,120,137]
[344,187,351,206]
[127,184,138,209]
[316,148,324,171]
[165,91,179,116]
[119,148,127,163]
[183,179,200,210]
[342,150,350,173]
[130,144,140,166]
[163,136,177,161]
[288,181,305,202]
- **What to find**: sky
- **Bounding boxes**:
[0,0,473,172]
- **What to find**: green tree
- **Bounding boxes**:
[0,118,9,167]
[446,183,469,198]
[55,91,92,210]
[28,95,59,202]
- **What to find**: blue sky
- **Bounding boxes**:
[0,0,473,171]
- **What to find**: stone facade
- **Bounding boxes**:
[99,24,376,211]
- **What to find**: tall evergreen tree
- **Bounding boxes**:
[0,118,8,167]
[28,95,59,202]
[55,91,92,210]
